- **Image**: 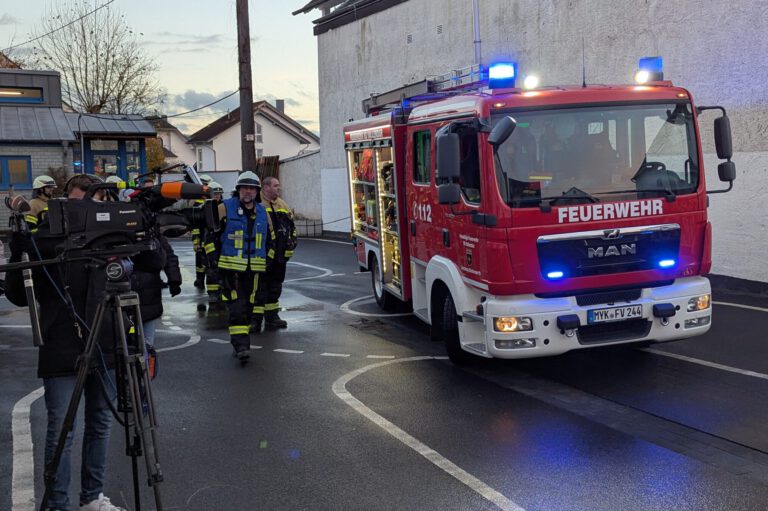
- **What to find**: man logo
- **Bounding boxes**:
[602,229,622,240]
[587,244,637,258]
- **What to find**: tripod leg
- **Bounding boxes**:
[39,300,109,511]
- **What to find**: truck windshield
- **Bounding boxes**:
[491,102,699,208]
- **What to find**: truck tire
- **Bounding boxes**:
[432,290,473,365]
[371,254,396,311]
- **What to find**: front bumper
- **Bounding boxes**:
[459,276,712,359]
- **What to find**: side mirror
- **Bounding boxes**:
[436,133,460,181]
[714,115,733,160]
[488,116,517,147]
[718,161,736,182]
[438,183,461,205]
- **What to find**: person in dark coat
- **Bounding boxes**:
[5,173,165,511]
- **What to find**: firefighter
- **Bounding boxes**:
[203,181,225,309]
[210,171,272,361]
[252,176,297,331]
[191,174,213,289]
[26,175,57,229]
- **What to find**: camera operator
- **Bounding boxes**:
[5,173,166,511]
[208,171,272,361]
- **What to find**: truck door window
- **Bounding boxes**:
[458,127,481,203]
[413,130,431,184]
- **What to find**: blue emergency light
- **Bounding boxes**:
[546,270,565,280]
[658,259,676,269]
[635,56,664,83]
[489,62,517,89]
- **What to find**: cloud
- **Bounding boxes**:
[169,89,241,113]
[288,81,317,101]
[0,14,21,26]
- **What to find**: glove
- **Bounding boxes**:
[169,282,182,297]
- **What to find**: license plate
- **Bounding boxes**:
[587,304,643,324]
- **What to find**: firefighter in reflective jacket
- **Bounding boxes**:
[210,171,274,361]
[192,174,213,289]
[26,175,57,230]
[202,181,225,309]
[252,176,297,331]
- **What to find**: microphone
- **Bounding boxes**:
[5,195,31,212]
[154,182,211,200]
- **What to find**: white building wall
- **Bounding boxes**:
[206,113,321,172]
[313,0,768,282]
[279,150,322,221]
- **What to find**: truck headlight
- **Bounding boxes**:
[687,294,711,312]
[493,316,533,332]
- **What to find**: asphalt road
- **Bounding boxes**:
[1,238,767,511]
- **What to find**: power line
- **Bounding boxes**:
[146,90,239,120]
[2,0,118,54]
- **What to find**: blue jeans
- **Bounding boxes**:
[143,319,157,347]
[43,370,116,510]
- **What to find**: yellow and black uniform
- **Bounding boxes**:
[202,197,224,305]
[191,199,207,289]
[25,196,50,231]
[253,194,297,330]
[210,196,272,356]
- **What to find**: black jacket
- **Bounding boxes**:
[132,235,181,322]
[5,227,165,378]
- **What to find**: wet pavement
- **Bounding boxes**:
[1,238,767,510]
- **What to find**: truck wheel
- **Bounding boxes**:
[371,254,396,311]
[432,291,472,365]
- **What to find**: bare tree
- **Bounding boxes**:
[32,1,163,114]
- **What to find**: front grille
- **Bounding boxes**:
[577,319,651,345]
[576,289,642,307]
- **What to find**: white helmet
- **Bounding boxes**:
[235,171,261,189]
[208,181,224,193]
[106,175,124,184]
[199,174,213,185]
[33,175,57,190]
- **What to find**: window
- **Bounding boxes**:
[458,128,481,203]
[256,123,263,143]
[0,156,33,189]
[413,130,431,184]
[0,87,43,104]
[256,148,263,158]
[197,147,204,172]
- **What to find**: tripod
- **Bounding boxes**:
[39,261,164,511]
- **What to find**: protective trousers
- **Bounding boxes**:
[221,270,261,350]
[260,261,287,319]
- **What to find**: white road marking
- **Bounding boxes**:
[340,295,413,318]
[169,326,182,331]
[162,316,171,320]
[285,261,334,282]
[0,325,32,328]
[207,338,230,344]
[354,271,368,275]
[303,238,352,245]
[157,334,201,353]
[333,357,525,511]
[162,321,173,326]
[274,348,304,354]
[366,355,395,359]
[321,352,351,358]
[713,300,768,313]
[640,348,768,381]
[12,387,45,511]
[330,273,345,277]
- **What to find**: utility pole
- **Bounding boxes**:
[236,0,257,174]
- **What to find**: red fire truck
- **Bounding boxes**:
[344,58,735,363]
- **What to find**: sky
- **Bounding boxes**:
[0,0,320,136]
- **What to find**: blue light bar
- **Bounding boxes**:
[489,62,517,89]
[637,56,663,81]
[546,270,565,280]
[658,259,676,268]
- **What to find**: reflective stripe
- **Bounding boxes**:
[284,250,294,258]
[191,229,201,236]
[204,243,216,254]
[267,249,275,259]
[252,305,265,314]
[207,284,221,292]
[25,215,38,225]
[219,257,247,271]
[196,266,205,272]
[264,302,279,312]
[229,325,250,336]
[230,290,238,300]
[249,274,260,303]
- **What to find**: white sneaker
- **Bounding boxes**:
[79,493,127,511]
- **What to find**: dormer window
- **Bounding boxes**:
[0,87,43,104]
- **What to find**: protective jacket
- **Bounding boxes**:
[132,235,181,322]
[218,197,269,272]
[5,225,166,378]
[261,195,297,262]
[26,196,49,230]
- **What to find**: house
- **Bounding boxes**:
[0,68,155,229]
[150,116,196,167]
[294,0,768,283]
[187,100,319,174]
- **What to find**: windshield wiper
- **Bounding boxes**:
[594,188,677,202]
[539,187,599,212]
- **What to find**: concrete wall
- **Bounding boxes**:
[313,0,768,282]
[0,144,72,229]
[279,150,322,221]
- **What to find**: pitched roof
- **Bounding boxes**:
[64,113,157,136]
[187,101,319,145]
[0,106,76,142]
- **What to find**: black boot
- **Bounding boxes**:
[250,315,263,334]
[265,312,287,329]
